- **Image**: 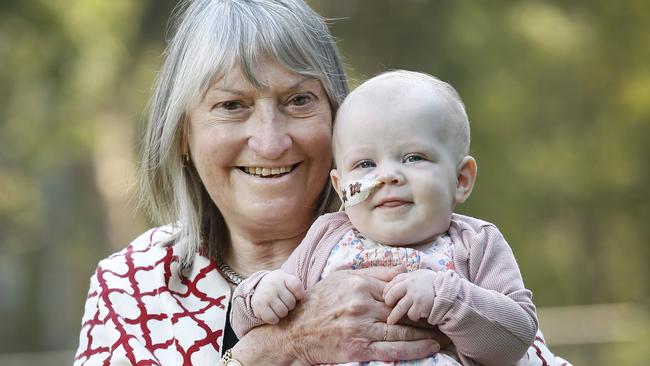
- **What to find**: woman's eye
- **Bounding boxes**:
[288,94,313,106]
[216,100,245,111]
[404,154,424,163]
[357,161,376,169]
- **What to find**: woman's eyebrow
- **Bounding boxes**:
[206,76,317,99]
[208,86,247,96]
[287,76,318,90]
[263,76,318,93]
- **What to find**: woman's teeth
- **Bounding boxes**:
[243,165,293,177]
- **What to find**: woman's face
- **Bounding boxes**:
[187,59,333,239]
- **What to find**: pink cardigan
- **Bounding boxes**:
[232,212,538,365]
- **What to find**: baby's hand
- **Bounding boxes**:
[383,269,437,325]
[251,270,305,324]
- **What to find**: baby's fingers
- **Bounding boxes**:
[387,296,413,325]
[382,273,408,301]
[284,274,306,301]
[407,299,430,322]
[277,286,299,311]
[268,298,290,323]
[257,305,280,324]
[383,280,407,307]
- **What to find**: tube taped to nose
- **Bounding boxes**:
[341,174,383,208]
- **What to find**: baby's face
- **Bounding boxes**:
[331,83,465,246]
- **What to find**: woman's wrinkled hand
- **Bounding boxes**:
[282,266,441,365]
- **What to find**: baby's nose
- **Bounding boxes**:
[377,171,404,185]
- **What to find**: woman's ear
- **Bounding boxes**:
[454,156,477,204]
[180,119,192,167]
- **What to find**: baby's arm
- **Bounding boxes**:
[429,225,538,365]
[382,225,538,366]
[250,270,305,324]
[230,269,306,338]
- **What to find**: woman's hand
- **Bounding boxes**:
[283,266,441,364]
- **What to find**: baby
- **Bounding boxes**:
[231,70,539,365]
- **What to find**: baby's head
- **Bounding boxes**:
[331,70,477,246]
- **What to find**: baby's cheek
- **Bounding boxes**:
[345,206,366,228]
[346,206,379,237]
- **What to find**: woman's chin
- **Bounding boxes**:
[244,199,314,227]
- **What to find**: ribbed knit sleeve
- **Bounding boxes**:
[429,217,538,366]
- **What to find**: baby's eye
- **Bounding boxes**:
[356,160,376,169]
[403,154,424,163]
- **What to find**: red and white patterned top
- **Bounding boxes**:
[74,226,230,366]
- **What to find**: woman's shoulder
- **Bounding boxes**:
[96,225,180,272]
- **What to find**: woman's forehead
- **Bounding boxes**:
[206,60,320,93]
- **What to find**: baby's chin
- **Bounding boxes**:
[364,230,443,247]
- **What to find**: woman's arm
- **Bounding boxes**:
[227,267,442,365]
[75,266,163,366]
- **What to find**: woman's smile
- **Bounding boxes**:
[233,162,302,185]
[238,163,298,177]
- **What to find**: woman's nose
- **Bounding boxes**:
[247,105,293,159]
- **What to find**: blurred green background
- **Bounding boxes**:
[0,0,648,365]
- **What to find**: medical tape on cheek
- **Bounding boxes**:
[341,175,383,208]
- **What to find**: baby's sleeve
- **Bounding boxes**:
[230,270,272,338]
[427,224,538,366]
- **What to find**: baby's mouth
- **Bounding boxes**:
[238,164,297,178]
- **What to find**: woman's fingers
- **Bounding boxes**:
[335,269,389,302]
[356,265,407,282]
[372,321,435,342]
[367,339,440,361]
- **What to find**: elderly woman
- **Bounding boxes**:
[75,1,438,365]
[75,1,567,365]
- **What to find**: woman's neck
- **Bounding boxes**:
[223,228,307,277]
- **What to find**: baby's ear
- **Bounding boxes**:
[330,169,342,197]
[454,156,477,204]
[330,169,347,212]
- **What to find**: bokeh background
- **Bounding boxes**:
[1,0,648,365]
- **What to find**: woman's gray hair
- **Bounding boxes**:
[139,0,348,267]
